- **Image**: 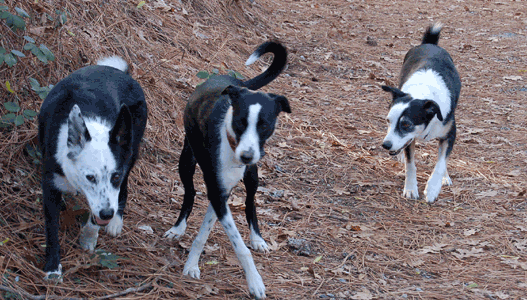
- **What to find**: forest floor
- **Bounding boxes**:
[0,0,526,299]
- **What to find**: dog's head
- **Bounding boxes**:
[63,104,133,225]
[223,85,291,165]
[381,85,443,155]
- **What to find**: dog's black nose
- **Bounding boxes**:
[382,141,392,150]
[99,208,114,220]
[240,151,254,164]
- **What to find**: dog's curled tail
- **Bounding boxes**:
[422,22,443,45]
[243,41,287,91]
[97,56,129,73]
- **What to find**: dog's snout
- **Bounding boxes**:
[99,208,115,220]
[382,141,392,150]
[240,150,254,164]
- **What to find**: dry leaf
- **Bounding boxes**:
[475,190,498,197]
[452,247,484,259]
[138,225,154,234]
[502,75,522,81]
[414,243,449,255]
[350,289,373,300]
[464,228,477,236]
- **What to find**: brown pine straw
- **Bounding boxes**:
[1,0,527,299]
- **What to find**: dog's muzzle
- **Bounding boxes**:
[385,139,414,156]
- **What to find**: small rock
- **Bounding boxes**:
[366,36,378,46]
[287,238,313,256]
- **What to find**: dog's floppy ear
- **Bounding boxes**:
[110,104,133,151]
[423,100,443,121]
[381,85,407,100]
[67,104,91,159]
[269,93,291,114]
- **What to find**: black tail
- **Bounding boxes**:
[422,23,442,45]
[243,41,287,90]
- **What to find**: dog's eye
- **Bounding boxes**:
[111,173,120,183]
[257,120,268,130]
[400,120,412,130]
[86,175,96,183]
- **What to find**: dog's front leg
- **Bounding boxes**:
[43,180,63,281]
[183,203,217,279]
[243,164,268,253]
[217,200,266,299]
[106,174,128,237]
[79,214,100,252]
[403,141,419,199]
[424,138,452,203]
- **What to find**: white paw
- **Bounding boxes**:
[250,236,269,253]
[79,222,99,252]
[246,272,266,299]
[105,215,123,237]
[403,186,419,199]
[163,222,187,240]
[424,180,442,203]
[44,264,63,282]
[442,175,452,186]
[183,263,201,279]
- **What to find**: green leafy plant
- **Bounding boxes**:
[0,4,55,67]
[0,78,43,128]
[23,36,56,63]
[91,249,123,269]
[26,144,42,165]
[29,77,53,100]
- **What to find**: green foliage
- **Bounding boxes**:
[91,249,123,270]
[0,4,56,67]
[26,144,42,165]
[0,78,45,128]
[29,77,53,99]
[196,68,245,87]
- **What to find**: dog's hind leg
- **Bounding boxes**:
[183,203,217,279]
[43,182,64,281]
[164,137,197,240]
[403,141,419,199]
[425,125,456,203]
[243,164,269,253]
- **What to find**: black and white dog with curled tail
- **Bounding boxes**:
[381,23,461,203]
[38,57,147,280]
[163,41,290,299]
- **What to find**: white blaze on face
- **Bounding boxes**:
[235,103,262,165]
[383,103,410,151]
[55,118,120,218]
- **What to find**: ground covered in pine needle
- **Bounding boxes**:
[1,0,526,299]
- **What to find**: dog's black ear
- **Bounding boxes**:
[423,100,443,121]
[110,104,133,150]
[381,85,407,100]
[67,104,91,159]
[270,94,291,114]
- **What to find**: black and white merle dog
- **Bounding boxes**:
[381,23,461,203]
[163,41,290,299]
[38,57,147,280]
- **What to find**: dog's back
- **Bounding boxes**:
[398,24,461,117]
[39,59,146,157]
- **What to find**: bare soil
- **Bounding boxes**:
[1,0,526,299]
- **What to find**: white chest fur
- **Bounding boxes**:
[218,108,246,192]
